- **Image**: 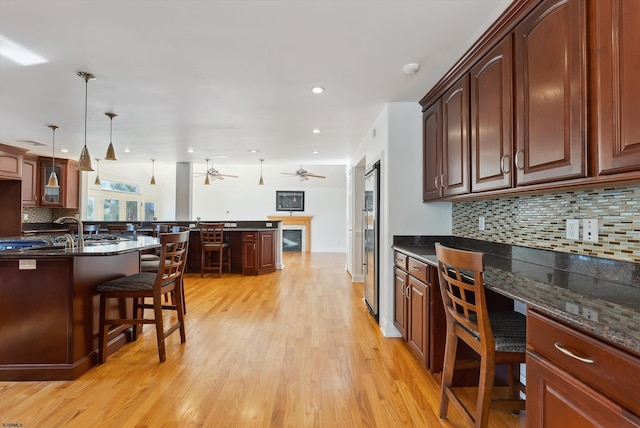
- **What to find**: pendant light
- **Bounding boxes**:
[94,158,101,185]
[104,112,117,160]
[150,159,156,185]
[258,159,264,185]
[46,124,60,188]
[204,158,211,185]
[77,71,95,171]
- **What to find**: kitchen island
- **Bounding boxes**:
[0,236,159,380]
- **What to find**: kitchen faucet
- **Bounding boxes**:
[54,216,85,249]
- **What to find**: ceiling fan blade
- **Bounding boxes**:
[305,173,326,178]
[281,172,298,176]
[218,174,239,178]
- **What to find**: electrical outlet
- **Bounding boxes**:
[566,219,580,240]
[583,307,599,322]
[565,302,579,315]
[23,213,28,221]
[479,216,485,231]
[583,219,599,243]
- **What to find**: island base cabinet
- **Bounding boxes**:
[242,230,276,275]
[0,253,139,381]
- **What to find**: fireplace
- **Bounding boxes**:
[267,215,312,253]
[282,229,302,252]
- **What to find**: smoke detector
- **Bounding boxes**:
[402,63,420,75]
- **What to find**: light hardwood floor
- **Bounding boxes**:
[0,253,525,427]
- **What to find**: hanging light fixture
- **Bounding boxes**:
[77,71,95,171]
[104,112,117,160]
[204,158,210,185]
[150,159,156,185]
[258,159,264,185]
[94,158,101,185]
[46,124,60,188]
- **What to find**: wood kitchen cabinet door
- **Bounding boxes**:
[471,35,513,192]
[258,230,276,271]
[514,0,587,186]
[423,100,442,201]
[21,156,38,206]
[408,276,428,366]
[394,267,408,340]
[442,75,470,197]
[592,0,640,175]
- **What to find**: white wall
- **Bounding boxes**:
[191,163,347,252]
[349,102,452,337]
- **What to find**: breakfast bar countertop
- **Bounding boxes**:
[0,235,159,258]
[392,237,640,357]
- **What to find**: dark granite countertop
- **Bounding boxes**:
[392,236,640,357]
[0,236,159,257]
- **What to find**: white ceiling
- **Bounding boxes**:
[0,0,511,167]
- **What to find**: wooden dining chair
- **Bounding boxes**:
[97,230,189,363]
[435,243,526,428]
[199,223,231,277]
[107,224,137,235]
[69,223,100,235]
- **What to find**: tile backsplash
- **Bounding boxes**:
[452,185,640,263]
[23,207,79,224]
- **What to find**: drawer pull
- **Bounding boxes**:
[411,266,422,271]
[395,258,403,262]
[554,342,594,364]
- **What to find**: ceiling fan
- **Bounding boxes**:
[281,166,326,181]
[196,159,239,184]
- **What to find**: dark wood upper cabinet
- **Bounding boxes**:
[21,156,38,207]
[0,144,25,180]
[442,75,470,197]
[514,0,587,185]
[38,158,79,209]
[471,35,514,192]
[592,0,640,175]
[423,101,442,201]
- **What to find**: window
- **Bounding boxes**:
[100,180,139,194]
[145,202,157,221]
[126,201,138,221]
[87,197,95,221]
[104,199,120,221]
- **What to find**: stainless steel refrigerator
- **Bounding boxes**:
[363,161,380,321]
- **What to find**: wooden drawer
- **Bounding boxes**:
[527,309,640,417]
[394,251,407,271]
[407,257,428,283]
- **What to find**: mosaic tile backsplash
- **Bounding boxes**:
[23,207,79,224]
[452,185,640,263]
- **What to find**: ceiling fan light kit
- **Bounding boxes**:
[281,166,326,181]
[198,158,239,184]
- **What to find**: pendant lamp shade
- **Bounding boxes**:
[204,158,211,185]
[46,124,60,188]
[150,159,156,185]
[104,112,117,160]
[258,159,264,185]
[94,158,101,185]
[77,71,95,171]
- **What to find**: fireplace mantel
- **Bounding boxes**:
[267,215,312,253]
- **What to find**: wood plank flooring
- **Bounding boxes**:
[0,253,525,427]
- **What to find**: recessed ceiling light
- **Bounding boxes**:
[187,148,194,153]
[0,34,47,66]
[312,150,319,154]
[312,128,321,134]
[123,148,131,153]
[249,149,259,153]
[311,86,324,94]
[60,149,69,153]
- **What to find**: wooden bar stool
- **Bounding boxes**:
[199,223,231,277]
[97,231,189,363]
[107,224,137,235]
[435,243,526,428]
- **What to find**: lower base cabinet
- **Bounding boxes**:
[526,309,640,427]
[242,230,276,275]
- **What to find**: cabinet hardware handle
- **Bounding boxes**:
[404,284,410,299]
[395,258,403,262]
[411,266,421,271]
[514,150,525,170]
[554,342,594,364]
[434,175,439,189]
[500,155,510,174]
[441,173,447,189]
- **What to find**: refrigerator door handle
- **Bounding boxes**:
[361,208,367,267]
